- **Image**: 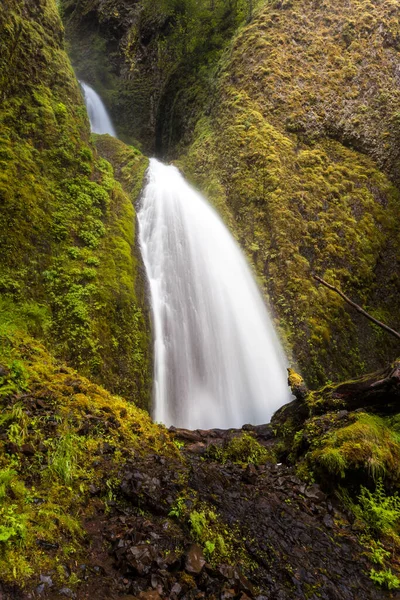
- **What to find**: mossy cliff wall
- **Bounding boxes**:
[0,0,151,408]
[60,0,253,154]
[179,0,400,386]
[60,0,400,387]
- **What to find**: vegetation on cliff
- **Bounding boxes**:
[60,0,400,388]
[61,0,257,152]
[0,0,150,407]
[179,0,400,386]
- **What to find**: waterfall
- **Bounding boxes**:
[138,159,291,430]
[79,81,290,429]
[79,81,116,137]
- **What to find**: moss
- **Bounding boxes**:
[0,0,151,407]
[178,2,400,387]
[0,319,176,586]
[206,433,275,465]
[296,412,400,488]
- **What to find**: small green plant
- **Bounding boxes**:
[47,433,81,484]
[173,439,185,449]
[189,510,209,539]
[370,568,400,590]
[357,480,400,535]
[169,495,186,518]
[370,543,390,566]
[0,505,28,544]
[204,540,215,559]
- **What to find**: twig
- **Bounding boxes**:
[313,275,400,342]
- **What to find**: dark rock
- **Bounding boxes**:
[170,427,203,442]
[171,582,182,595]
[236,571,256,597]
[93,565,105,575]
[185,544,206,574]
[89,484,102,496]
[21,443,35,456]
[242,464,258,485]
[5,442,19,455]
[59,588,76,598]
[128,544,158,575]
[36,584,45,595]
[322,514,334,529]
[185,442,207,454]
[304,485,325,503]
[248,424,274,440]
[36,539,59,550]
[39,575,53,587]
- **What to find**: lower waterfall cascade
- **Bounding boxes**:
[138,159,291,430]
[80,83,291,430]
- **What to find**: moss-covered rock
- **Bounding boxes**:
[178,0,400,386]
[0,0,151,407]
[0,317,175,588]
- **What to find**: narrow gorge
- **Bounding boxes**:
[0,0,400,599]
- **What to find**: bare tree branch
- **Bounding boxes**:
[314,275,400,342]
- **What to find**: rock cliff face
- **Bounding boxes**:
[179,0,400,386]
[0,0,151,407]
[61,0,400,386]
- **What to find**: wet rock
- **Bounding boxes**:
[89,484,102,496]
[128,544,158,575]
[185,442,207,454]
[171,582,182,595]
[243,423,274,440]
[304,484,325,503]
[322,514,334,529]
[185,544,206,574]
[39,575,53,587]
[170,427,203,442]
[242,464,258,485]
[236,571,256,597]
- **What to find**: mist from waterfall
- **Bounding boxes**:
[80,81,116,136]
[138,159,291,430]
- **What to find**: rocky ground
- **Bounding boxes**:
[4,424,396,600]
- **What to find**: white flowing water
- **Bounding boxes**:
[80,81,116,136]
[138,159,291,430]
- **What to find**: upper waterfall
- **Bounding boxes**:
[80,81,116,136]
[138,159,291,430]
